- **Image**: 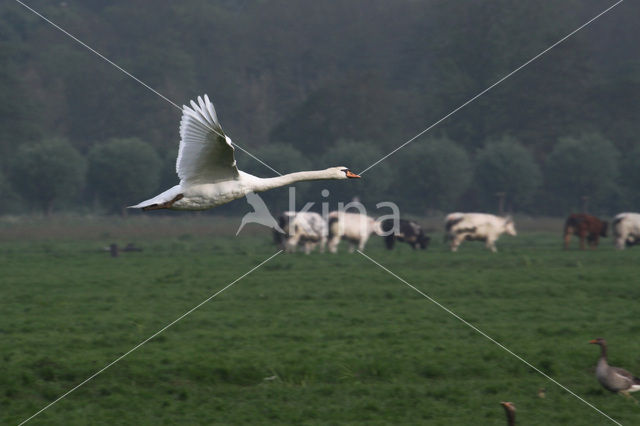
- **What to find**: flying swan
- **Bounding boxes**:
[129,95,360,211]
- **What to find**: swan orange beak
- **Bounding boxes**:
[346,170,361,178]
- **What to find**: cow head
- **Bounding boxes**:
[372,219,385,236]
[273,214,290,246]
[504,216,517,236]
[600,221,608,237]
[418,234,431,249]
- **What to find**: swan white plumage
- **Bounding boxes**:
[129,95,360,211]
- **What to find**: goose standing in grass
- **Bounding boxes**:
[500,401,516,426]
[590,338,640,400]
[130,95,360,211]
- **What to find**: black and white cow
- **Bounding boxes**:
[444,212,516,252]
[327,212,381,253]
[613,212,640,250]
[274,211,327,254]
[380,218,430,250]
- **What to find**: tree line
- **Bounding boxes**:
[2,131,636,217]
[0,0,638,216]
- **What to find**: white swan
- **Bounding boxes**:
[129,95,360,211]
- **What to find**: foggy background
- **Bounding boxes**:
[1,0,638,217]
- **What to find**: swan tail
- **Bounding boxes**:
[128,186,183,209]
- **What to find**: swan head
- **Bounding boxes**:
[330,167,361,179]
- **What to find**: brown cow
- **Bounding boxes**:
[563,213,608,250]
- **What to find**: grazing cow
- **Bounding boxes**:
[563,213,608,250]
[612,212,640,250]
[328,212,381,253]
[380,218,430,250]
[274,211,327,254]
[444,212,517,252]
[273,212,296,248]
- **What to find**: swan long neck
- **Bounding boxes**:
[252,170,340,192]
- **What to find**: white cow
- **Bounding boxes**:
[276,211,327,254]
[612,212,640,250]
[327,211,381,253]
[445,212,516,252]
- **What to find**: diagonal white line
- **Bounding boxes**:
[356,250,622,426]
[233,144,282,176]
[358,0,624,175]
[13,0,282,176]
[18,250,283,426]
[13,0,181,109]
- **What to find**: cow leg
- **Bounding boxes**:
[285,235,299,253]
[563,232,572,250]
[451,236,463,252]
[304,242,313,255]
[358,235,370,252]
[486,238,498,253]
[590,234,599,249]
[579,231,586,250]
[319,237,327,254]
[328,235,340,253]
[385,235,395,250]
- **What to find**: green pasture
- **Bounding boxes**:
[1,216,639,425]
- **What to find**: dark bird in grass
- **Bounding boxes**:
[590,338,640,402]
[500,401,516,426]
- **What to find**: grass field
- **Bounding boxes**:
[1,216,639,425]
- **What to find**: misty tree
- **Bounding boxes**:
[393,137,472,213]
[157,147,179,194]
[88,138,161,215]
[0,170,8,198]
[0,169,23,214]
[0,35,41,167]
[544,133,619,213]
[619,144,640,209]
[269,75,410,155]
[9,139,86,216]
[0,1,638,215]
[474,137,541,212]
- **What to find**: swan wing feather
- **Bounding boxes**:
[176,95,239,184]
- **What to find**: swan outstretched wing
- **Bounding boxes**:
[176,95,239,184]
